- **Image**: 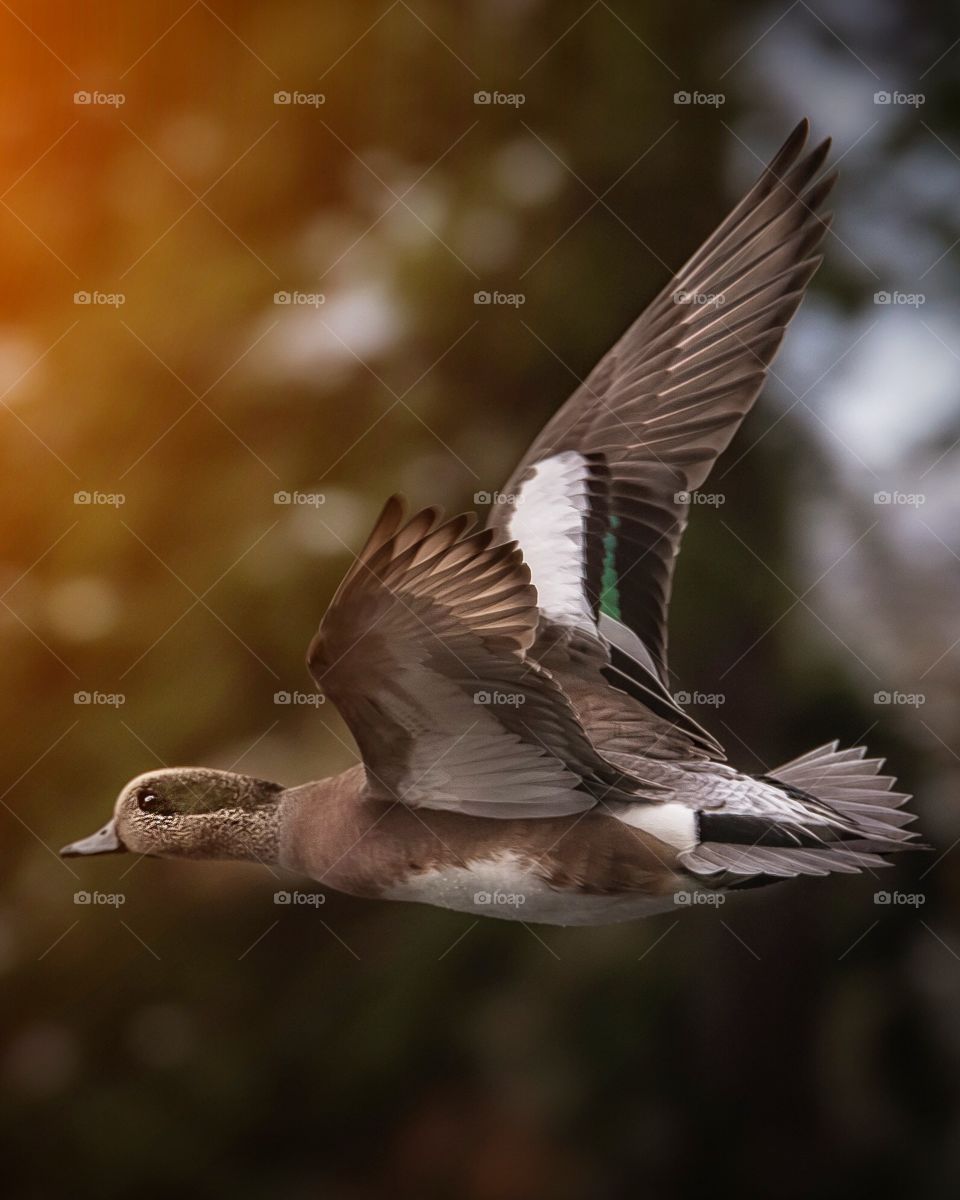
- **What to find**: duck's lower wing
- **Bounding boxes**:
[307,497,666,820]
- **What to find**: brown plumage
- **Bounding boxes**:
[307,498,661,819]
[60,122,923,925]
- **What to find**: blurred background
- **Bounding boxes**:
[2,0,959,1196]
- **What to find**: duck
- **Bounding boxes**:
[60,120,921,925]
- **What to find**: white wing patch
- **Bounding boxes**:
[507,451,595,637]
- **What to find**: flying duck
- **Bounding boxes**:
[61,120,921,925]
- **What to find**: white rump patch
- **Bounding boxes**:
[613,802,698,853]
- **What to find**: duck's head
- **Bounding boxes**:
[60,767,285,862]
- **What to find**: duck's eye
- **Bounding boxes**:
[136,787,162,813]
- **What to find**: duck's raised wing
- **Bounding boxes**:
[307,497,660,818]
[489,120,834,712]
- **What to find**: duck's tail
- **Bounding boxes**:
[679,742,923,883]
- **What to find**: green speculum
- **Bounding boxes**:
[599,514,621,620]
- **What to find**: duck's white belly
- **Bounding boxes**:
[381,851,679,926]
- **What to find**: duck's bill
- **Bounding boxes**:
[60,819,125,857]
